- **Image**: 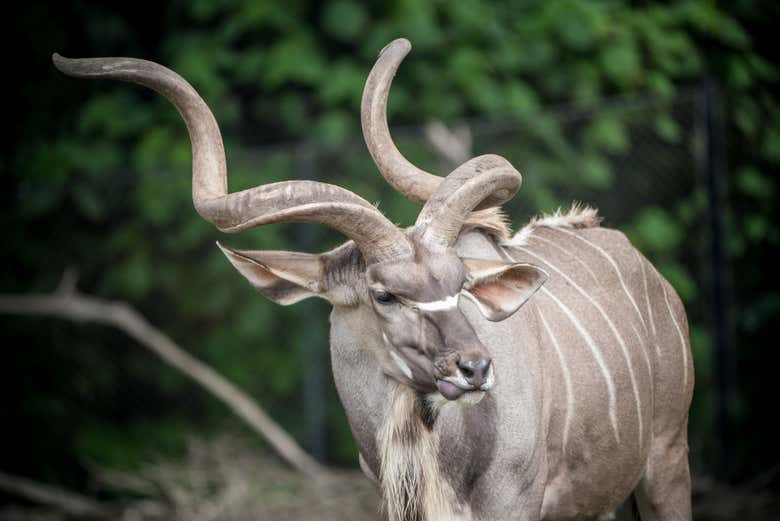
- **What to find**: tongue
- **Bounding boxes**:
[436,380,466,400]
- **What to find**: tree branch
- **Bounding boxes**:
[0,285,327,480]
[0,471,111,519]
[424,120,473,168]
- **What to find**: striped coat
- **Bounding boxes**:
[501,210,694,519]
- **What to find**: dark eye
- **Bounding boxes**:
[373,290,396,304]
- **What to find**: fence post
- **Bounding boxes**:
[295,142,327,461]
[702,78,735,481]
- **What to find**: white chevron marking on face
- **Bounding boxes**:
[555,228,649,336]
[523,246,643,447]
[540,310,574,451]
[407,294,460,312]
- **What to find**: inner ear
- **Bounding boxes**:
[461,258,548,321]
[218,243,325,305]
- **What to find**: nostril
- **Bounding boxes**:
[458,357,491,384]
[475,358,491,373]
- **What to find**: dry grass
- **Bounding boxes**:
[0,435,379,521]
[93,435,381,521]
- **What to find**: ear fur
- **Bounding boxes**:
[461,258,548,321]
[217,242,326,305]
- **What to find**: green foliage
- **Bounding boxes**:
[3,0,778,488]
[630,207,685,255]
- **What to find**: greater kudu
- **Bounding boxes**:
[54,38,694,521]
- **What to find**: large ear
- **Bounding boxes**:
[217,243,326,305]
[461,258,548,322]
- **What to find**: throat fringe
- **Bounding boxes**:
[378,384,448,521]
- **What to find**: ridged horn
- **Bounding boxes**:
[361,38,442,205]
[416,154,522,248]
[53,53,412,264]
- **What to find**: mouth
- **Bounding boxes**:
[435,379,471,400]
[435,365,495,401]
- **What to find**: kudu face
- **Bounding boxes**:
[366,243,492,400]
[219,230,546,402]
[364,239,545,401]
[54,38,547,403]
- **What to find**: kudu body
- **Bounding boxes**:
[55,39,694,521]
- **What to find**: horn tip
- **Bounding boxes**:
[52,53,78,76]
[379,38,411,58]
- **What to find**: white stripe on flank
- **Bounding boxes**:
[659,276,689,390]
[627,319,652,448]
[629,323,653,427]
[408,294,459,312]
[539,310,574,451]
[635,249,660,356]
[629,321,653,382]
[528,234,602,287]
[540,286,619,441]
[555,228,649,336]
[520,247,642,447]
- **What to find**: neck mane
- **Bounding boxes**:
[378,383,464,521]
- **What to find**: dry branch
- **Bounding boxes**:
[0,279,327,480]
[0,471,110,519]
[423,120,473,167]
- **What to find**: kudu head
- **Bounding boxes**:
[53,39,547,402]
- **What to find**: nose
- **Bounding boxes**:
[457,357,492,387]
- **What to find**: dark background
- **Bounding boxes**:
[2,0,779,518]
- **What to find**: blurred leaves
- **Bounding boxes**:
[584,116,630,153]
[321,1,368,41]
[265,34,326,87]
[630,207,684,254]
